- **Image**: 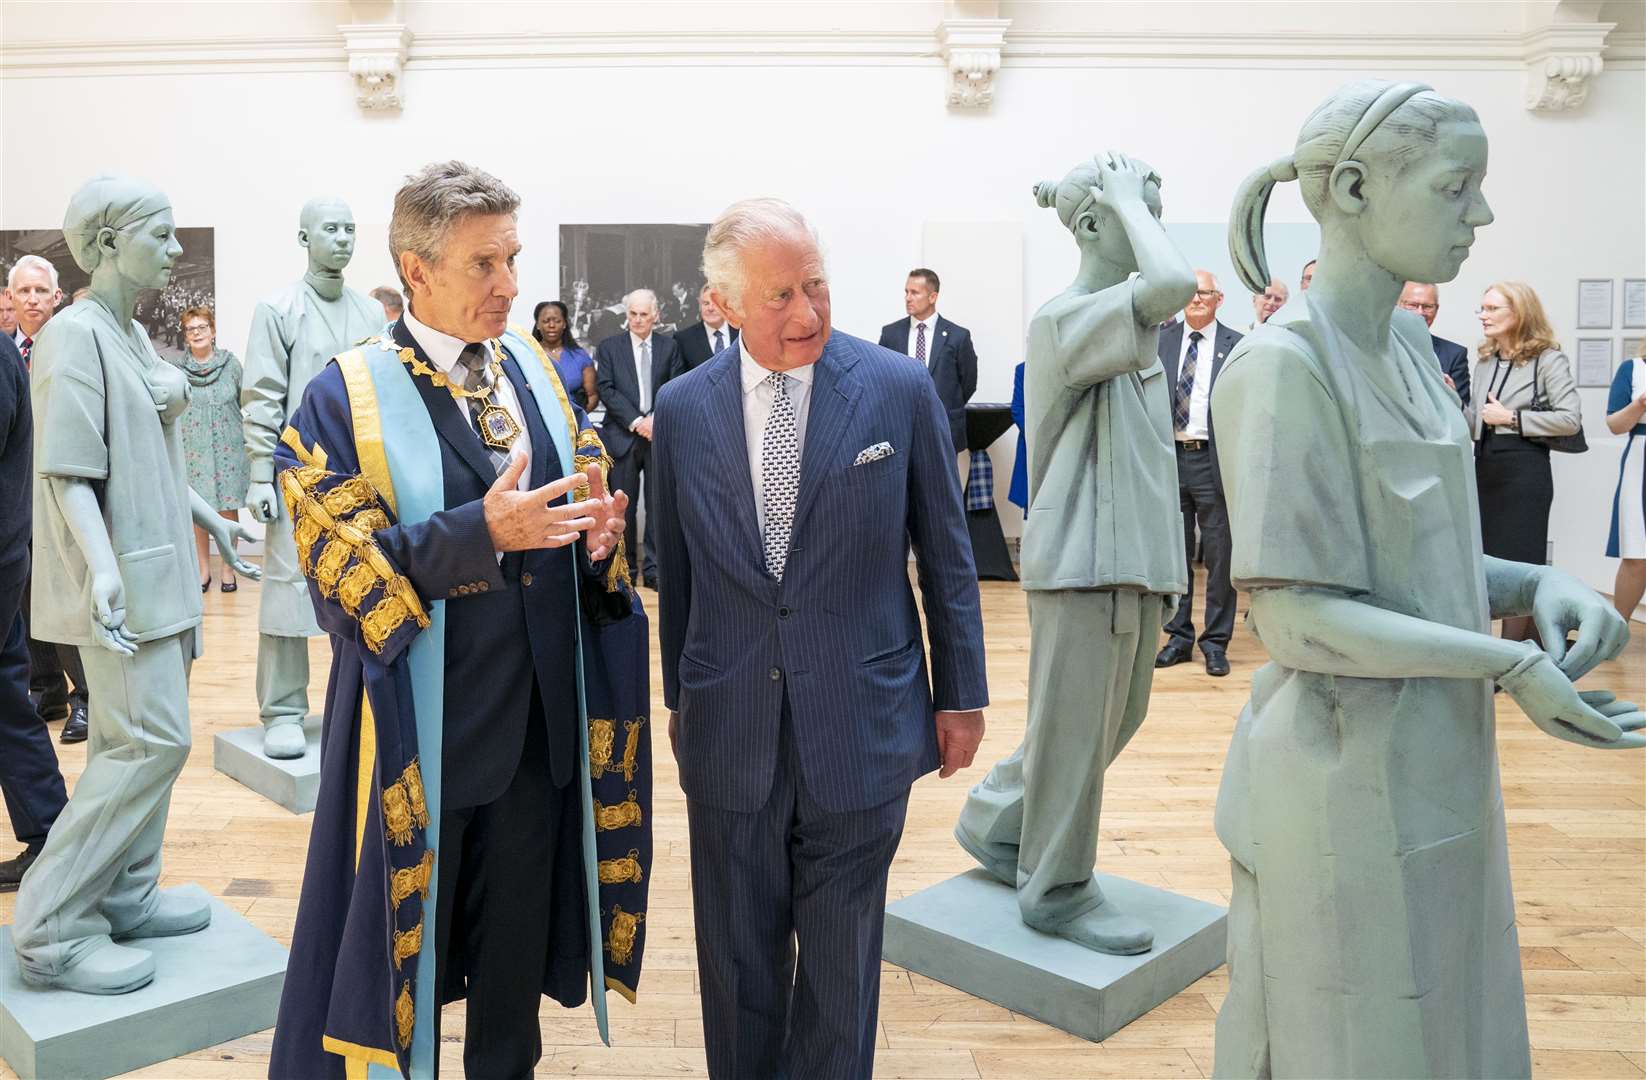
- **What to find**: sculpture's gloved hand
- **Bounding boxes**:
[1529,567,1630,680]
[246,480,281,524]
[89,568,139,657]
[206,516,264,581]
[1499,648,1646,750]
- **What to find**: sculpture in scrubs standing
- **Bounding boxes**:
[241,199,382,759]
[1210,80,1642,1078]
[15,175,260,994]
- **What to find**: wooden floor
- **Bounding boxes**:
[1,569,1642,1079]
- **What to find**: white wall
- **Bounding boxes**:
[3,1,1642,597]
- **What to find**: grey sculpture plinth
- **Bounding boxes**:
[213,715,321,813]
[0,884,286,1080]
[883,869,1226,1042]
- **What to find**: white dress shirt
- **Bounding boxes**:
[403,304,533,493]
[741,337,815,535]
[906,312,938,366]
[630,332,655,425]
[1177,319,1219,441]
[705,321,732,356]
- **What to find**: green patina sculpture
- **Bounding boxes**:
[241,198,383,759]
[955,153,1196,955]
[15,174,260,995]
[1210,80,1642,1079]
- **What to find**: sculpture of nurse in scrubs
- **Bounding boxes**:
[1210,81,1642,1079]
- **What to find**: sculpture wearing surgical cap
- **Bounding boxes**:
[13,173,259,995]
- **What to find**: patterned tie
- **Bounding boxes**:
[915,322,927,366]
[713,328,725,354]
[761,371,800,581]
[638,339,652,413]
[18,336,31,368]
[458,343,511,475]
[1174,331,1202,434]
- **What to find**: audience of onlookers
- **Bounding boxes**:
[166,306,250,592]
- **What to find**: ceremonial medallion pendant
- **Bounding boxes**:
[477,403,522,451]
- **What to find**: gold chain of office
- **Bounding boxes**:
[394,343,522,452]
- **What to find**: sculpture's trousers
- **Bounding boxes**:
[256,503,319,728]
[960,588,1165,926]
[12,632,192,975]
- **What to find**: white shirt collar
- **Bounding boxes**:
[740,335,816,395]
[704,320,730,340]
[1183,318,1218,342]
[909,311,939,333]
[630,330,653,354]
[403,303,477,378]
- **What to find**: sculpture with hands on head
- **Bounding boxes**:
[954,151,1196,956]
[14,174,258,996]
[241,196,382,758]
[1211,80,1639,1080]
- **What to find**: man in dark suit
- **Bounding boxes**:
[270,161,642,1079]
[1399,281,1471,405]
[0,331,69,891]
[675,284,739,373]
[878,268,979,453]
[596,288,682,588]
[654,199,988,1079]
[1156,270,1242,676]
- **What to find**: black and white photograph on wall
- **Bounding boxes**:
[559,223,709,345]
[1,227,216,360]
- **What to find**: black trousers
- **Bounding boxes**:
[433,697,587,1080]
[687,700,910,1080]
[1166,444,1236,652]
[609,440,655,579]
[0,569,68,850]
[22,568,86,709]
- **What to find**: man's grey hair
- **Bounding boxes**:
[370,285,404,313]
[7,254,59,292]
[623,288,659,315]
[388,161,519,292]
[701,197,822,311]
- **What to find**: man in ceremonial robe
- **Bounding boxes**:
[269,161,652,1080]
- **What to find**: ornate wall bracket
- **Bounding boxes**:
[1522,20,1613,112]
[341,22,411,111]
[939,17,1011,109]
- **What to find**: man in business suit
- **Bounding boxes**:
[675,284,739,373]
[0,330,70,891]
[7,255,88,744]
[653,199,988,1079]
[596,288,682,588]
[878,268,979,453]
[270,161,640,1078]
[1399,281,1471,405]
[1156,270,1242,676]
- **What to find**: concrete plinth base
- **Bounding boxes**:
[212,715,321,813]
[0,884,287,1079]
[883,869,1227,1043]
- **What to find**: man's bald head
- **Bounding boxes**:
[298,197,357,274]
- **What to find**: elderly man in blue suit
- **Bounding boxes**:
[1399,281,1471,405]
[653,198,989,1079]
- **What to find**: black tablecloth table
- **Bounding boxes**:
[965,403,1018,582]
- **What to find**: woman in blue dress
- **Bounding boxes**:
[534,299,599,412]
[1607,352,1646,617]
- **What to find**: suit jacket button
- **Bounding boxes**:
[521,572,534,587]
[769,667,782,681]
[778,606,791,619]
[478,580,489,592]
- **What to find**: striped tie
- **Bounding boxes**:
[458,344,511,475]
[1174,331,1202,434]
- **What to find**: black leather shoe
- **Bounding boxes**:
[0,846,41,892]
[32,689,69,724]
[60,701,89,744]
[1155,643,1193,668]
[642,574,659,590]
[1203,650,1231,677]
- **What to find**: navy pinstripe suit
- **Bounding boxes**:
[653,330,987,1078]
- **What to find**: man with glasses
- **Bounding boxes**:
[1155,270,1242,676]
[1399,281,1471,406]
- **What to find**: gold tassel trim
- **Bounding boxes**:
[619,718,644,784]
[389,849,435,908]
[597,849,644,885]
[593,790,643,831]
[394,980,415,1050]
[381,758,430,846]
[392,921,423,971]
[589,718,615,779]
[605,905,646,966]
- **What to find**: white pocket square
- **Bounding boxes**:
[853,442,895,466]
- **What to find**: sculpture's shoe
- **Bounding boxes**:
[262,719,307,759]
[114,888,212,940]
[20,940,155,995]
[953,823,1018,887]
[1028,903,1155,956]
